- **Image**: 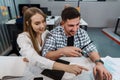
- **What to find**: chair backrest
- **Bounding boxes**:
[40,7,48,15]
[6,24,23,56]
[16,17,23,31]
[16,22,23,31]
[47,11,51,16]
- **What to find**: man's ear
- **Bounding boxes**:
[60,21,65,26]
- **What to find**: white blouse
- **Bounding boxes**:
[17,30,54,70]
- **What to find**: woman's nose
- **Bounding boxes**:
[40,23,45,29]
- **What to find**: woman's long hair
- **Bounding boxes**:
[23,7,46,55]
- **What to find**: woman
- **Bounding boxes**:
[17,7,88,76]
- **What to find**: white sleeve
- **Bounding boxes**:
[17,33,55,70]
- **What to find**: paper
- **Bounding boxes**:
[103,56,120,80]
[61,56,95,80]
[71,70,94,80]
[0,56,27,79]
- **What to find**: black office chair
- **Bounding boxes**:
[47,11,51,16]
[16,23,23,31]
[80,25,87,31]
[40,7,48,15]
[6,24,23,56]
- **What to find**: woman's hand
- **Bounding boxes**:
[23,58,29,62]
[66,64,89,75]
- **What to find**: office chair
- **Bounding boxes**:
[80,25,87,31]
[16,22,23,31]
[47,11,51,16]
[40,7,48,15]
[6,24,23,56]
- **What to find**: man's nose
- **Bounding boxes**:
[73,26,78,31]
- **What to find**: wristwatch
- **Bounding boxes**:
[95,59,104,64]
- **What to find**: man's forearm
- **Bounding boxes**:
[88,51,101,63]
[45,50,63,60]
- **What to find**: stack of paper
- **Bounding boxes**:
[102,56,120,80]
[0,56,27,80]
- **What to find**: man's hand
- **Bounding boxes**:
[59,46,83,57]
[45,46,83,60]
[93,63,112,80]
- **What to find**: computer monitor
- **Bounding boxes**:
[40,7,48,15]
[18,4,40,16]
[116,24,120,36]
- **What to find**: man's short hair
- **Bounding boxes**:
[61,7,81,21]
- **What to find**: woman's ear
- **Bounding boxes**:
[26,21,29,26]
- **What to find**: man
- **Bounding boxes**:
[42,7,112,80]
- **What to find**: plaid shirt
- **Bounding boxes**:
[42,26,97,56]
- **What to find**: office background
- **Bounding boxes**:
[30,0,120,27]
[0,0,120,55]
[0,0,30,55]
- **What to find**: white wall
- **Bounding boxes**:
[30,0,120,27]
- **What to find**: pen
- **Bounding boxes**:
[81,41,93,55]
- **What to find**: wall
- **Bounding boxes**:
[30,0,120,27]
[1,0,30,19]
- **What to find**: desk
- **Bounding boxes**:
[46,16,61,30]
[61,57,120,80]
[1,56,120,80]
[80,18,88,31]
[5,16,60,28]
[5,16,61,31]
[46,16,60,26]
[6,16,88,31]
[47,17,88,31]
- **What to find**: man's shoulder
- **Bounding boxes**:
[50,26,63,35]
[78,28,87,34]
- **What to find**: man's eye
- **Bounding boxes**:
[69,25,74,27]
[77,23,79,26]
[35,23,39,25]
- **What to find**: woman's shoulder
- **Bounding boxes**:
[18,32,30,40]
[18,32,29,36]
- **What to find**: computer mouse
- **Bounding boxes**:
[51,16,55,19]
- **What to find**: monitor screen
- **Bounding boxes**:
[18,4,40,16]
[116,24,120,36]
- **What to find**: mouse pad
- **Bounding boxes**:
[41,59,70,80]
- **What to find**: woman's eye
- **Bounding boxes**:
[35,22,40,25]
[42,19,46,23]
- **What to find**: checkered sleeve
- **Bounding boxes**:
[80,29,98,55]
[42,32,56,57]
